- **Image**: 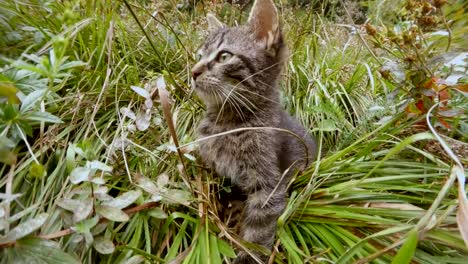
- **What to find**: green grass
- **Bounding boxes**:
[1,0,467,263]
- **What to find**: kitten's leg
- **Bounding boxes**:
[234,186,286,264]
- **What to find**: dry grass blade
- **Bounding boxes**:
[455,166,468,248]
[157,77,192,192]
[427,102,468,248]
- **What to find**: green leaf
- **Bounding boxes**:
[26,111,63,123]
[57,198,93,222]
[93,236,115,254]
[391,228,419,264]
[101,190,141,209]
[0,136,17,164]
[217,238,236,258]
[313,119,339,132]
[13,60,47,76]
[28,162,46,179]
[65,144,76,173]
[20,89,47,112]
[59,61,87,71]
[0,135,16,149]
[69,167,92,184]
[96,205,129,222]
[86,160,113,172]
[163,189,192,206]
[73,216,99,233]
[135,174,159,194]
[0,150,16,164]
[148,208,168,219]
[4,237,80,264]
[2,213,48,242]
[3,103,19,121]
[209,234,223,264]
[0,82,20,104]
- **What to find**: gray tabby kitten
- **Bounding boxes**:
[192,0,316,262]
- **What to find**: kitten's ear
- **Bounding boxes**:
[247,0,280,49]
[207,13,225,32]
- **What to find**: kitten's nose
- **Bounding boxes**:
[192,70,202,80]
[191,63,206,80]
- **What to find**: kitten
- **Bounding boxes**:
[192,0,316,263]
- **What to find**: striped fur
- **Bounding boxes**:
[192,1,317,263]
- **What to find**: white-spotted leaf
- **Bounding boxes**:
[135,175,159,194]
[87,160,112,172]
[156,174,169,189]
[70,167,92,184]
[9,238,80,264]
[93,236,115,254]
[101,190,142,209]
[164,189,191,206]
[96,205,129,222]
[130,85,150,99]
[2,213,48,242]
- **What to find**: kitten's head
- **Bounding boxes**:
[192,0,287,109]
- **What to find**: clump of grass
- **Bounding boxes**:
[1,0,467,263]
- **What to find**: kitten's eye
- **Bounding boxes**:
[217,51,232,63]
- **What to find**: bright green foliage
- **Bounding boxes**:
[0,0,467,263]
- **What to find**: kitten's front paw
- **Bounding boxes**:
[232,253,266,264]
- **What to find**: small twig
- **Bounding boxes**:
[39,229,74,240]
[268,239,281,264]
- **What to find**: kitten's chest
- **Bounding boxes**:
[197,120,253,178]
